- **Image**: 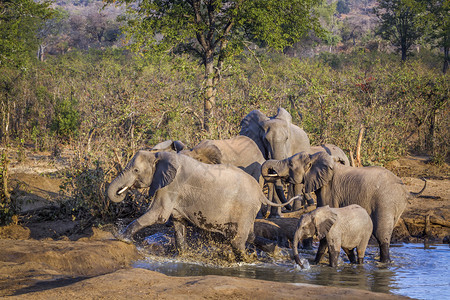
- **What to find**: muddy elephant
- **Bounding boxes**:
[261,151,426,262]
[240,107,311,217]
[107,151,293,261]
[292,205,373,268]
[181,135,265,184]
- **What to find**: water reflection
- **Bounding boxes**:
[133,244,449,299]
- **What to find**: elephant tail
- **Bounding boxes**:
[409,178,427,198]
[260,195,298,207]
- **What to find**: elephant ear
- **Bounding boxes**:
[240,110,269,156]
[148,152,178,198]
[150,140,174,152]
[303,152,335,193]
[190,144,222,164]
[273,107,292,123]
[172,140,186,152]
[313,206,338,240]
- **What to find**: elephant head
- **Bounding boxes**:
[180,143,222,165]
[107,151,178,203]
[240,107,310,160]
[292,206,337,267]
[150,140,186,153]
[261,151,335,193]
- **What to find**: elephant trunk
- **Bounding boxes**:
[292,228,305,268]
[261,159,288,182]
[107,170,136,203]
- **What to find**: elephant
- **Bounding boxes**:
[240,107,311,217]
[292,204,373,268]
[310,144,350,167]
[107,150,294,261]
[261,151,427,262]
[181,135,265,184]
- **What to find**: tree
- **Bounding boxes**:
[105,0,323,132]
[374,0,426,61]
[425,0,450,73]
[37,8,69,61]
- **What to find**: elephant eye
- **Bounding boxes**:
[133,168,139,174]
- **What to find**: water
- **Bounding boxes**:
[133,243,450,299]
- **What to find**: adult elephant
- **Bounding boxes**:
[240,107,311,217]
[107,151,293,261]
[182,135,265,184]
[261,151,426,262]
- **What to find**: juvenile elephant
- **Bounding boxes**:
[107,151,293,261]
[240,107,311,216]
[261,151,426,262]
[182,135,265,184]
[292,205,373,268]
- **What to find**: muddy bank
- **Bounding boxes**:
[6,268,408,299]
[0,227,140,297]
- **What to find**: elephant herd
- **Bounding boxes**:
[107,108,426,267]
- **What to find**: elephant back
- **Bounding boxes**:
[240,110,269,157]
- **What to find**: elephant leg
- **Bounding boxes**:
[292,184,303,211]
[119,219,144,243]
[380,242,391,263]
[120,196,172,242]
[343,248,357,264]
[314,238,328,264]
[305,193,315,206]
[374,217,393,263]
[302,237,313,250]
[356,247,366,264]
[231,233,248,262]
[328,247,340,267]
[269,182,282,218]
[173,218,187,254]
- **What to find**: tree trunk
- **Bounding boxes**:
[203,51,216,133]
[401,46,407,61]
[443,46,449,74]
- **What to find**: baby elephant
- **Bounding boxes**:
[292,204,373,268]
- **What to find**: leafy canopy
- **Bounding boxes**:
[107,0,324,60]
[0,0,53,68]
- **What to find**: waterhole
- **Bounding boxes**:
[133,242,449,300]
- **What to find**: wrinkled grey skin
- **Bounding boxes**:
[107,151,293,261]
[240,107,311,217]
[181,135,265,185]
[261,151,426,262]
[149,140,186,153]
[310,144,350,167]
[292,205,373,268]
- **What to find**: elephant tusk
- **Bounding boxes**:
[117,186,129,195]
[266,173,279,177]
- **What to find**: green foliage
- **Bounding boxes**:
[423,0,450,73]
[374,0,427,61]
[0,0,53,68]
[51,96,80,140]
[336,0,350,14]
